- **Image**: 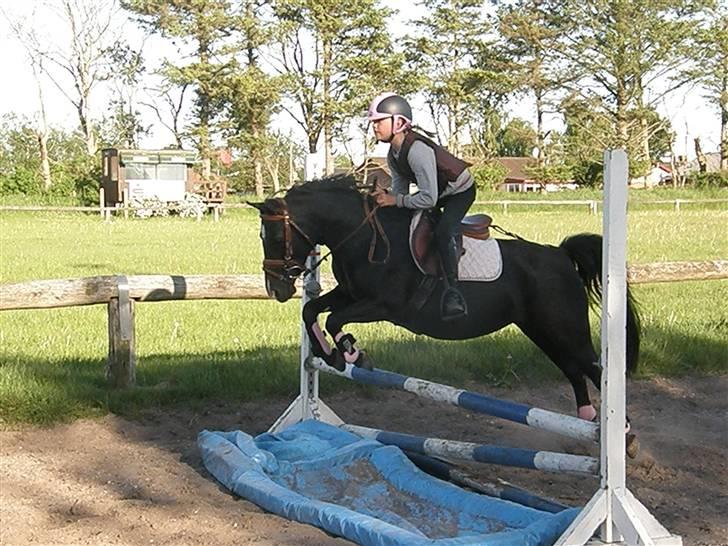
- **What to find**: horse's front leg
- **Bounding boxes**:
[324,299,392,371]
[302,287,353,368]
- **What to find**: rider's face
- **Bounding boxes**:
[372,117,394,141]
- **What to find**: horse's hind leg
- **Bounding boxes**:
[517,318,600,421]
[519,317,640,457]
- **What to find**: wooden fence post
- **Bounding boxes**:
[99,188,105,219]
[106,276,136,388]
[123,189,130,220]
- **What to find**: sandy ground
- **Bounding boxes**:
[1,375,726,546]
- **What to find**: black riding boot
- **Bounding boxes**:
[440,236,467,321]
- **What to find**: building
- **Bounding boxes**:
[494,157,542,192]
[100,148,226,207]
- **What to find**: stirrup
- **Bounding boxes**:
[440,287,468,321]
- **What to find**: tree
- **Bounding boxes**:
[124,0,239,177]
[41,0,119,155]
[557,0,709,172]
[496,118,537,157]
[407,0,510,156]
[140,82,189,149]
[103,40,149,147]
[559,93,612,186]
[0,114,99,203]
[495,0,571,163]
[684,4,728,169]
[220,0,283,197]
[4,0,121,156]
[2,11,53,189]
[273,0,403,173]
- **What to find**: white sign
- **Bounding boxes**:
[127,179,185,202]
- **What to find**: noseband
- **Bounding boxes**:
[260,195,390,284]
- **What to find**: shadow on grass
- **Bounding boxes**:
[638,322,728,376]
[1,319,725,427]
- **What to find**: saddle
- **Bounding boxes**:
[410,211,492,277]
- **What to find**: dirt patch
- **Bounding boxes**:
[1,375,726,546]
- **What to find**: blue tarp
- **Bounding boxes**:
[198,420,579,546]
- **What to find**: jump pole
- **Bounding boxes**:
[342,423,599,475]
[308,358,599,443]
[555,150,682,545]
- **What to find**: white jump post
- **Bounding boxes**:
[269,152,343,432]
[556,150,681,545]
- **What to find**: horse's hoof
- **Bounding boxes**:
[626,433,640,459]
[353,351,373,371]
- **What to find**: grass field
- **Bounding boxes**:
[1,197,726,425]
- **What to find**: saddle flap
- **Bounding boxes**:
[410,211,440,276]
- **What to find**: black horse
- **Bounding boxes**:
[251,175,640,444]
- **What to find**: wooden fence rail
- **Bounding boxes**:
[1,260,725,387]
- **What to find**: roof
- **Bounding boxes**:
[687,152,722,173]
[494,157,538,182]
[106,148,200,165]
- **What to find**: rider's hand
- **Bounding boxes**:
[374,191,396,207]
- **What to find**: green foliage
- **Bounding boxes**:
[691,170,728,188]
[0,115,99,204]
[124,0,243,166]
[525,162,572,184]
[496,118,537,157]
[557,0,709,167]
[471,161,508,191]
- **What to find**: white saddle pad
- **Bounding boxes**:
[459,237,502,282]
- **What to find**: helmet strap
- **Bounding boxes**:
[380,116,395,143]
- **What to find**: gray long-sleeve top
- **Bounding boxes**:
[387,140,474,209]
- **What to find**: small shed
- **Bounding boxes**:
[100,148,226,207]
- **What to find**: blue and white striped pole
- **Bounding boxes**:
[343,424,599,475]
[309,359,599,443]
[403,451,570,513]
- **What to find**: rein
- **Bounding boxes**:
[261,194,390,283]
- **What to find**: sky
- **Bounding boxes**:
[0,0,720,163]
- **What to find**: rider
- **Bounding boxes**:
[368,92,476,321]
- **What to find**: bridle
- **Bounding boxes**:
[260,198,316,283]
[259,195,390,284]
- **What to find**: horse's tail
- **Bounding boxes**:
[560,233,641,375]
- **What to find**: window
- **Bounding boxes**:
[124,163,156,180]
[157,164,186,181]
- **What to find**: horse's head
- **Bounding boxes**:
[249,197,316,302]
[250,175,367,301]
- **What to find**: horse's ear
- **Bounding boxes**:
[247,201,266,213]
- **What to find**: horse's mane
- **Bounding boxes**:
[286,174,361,198]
